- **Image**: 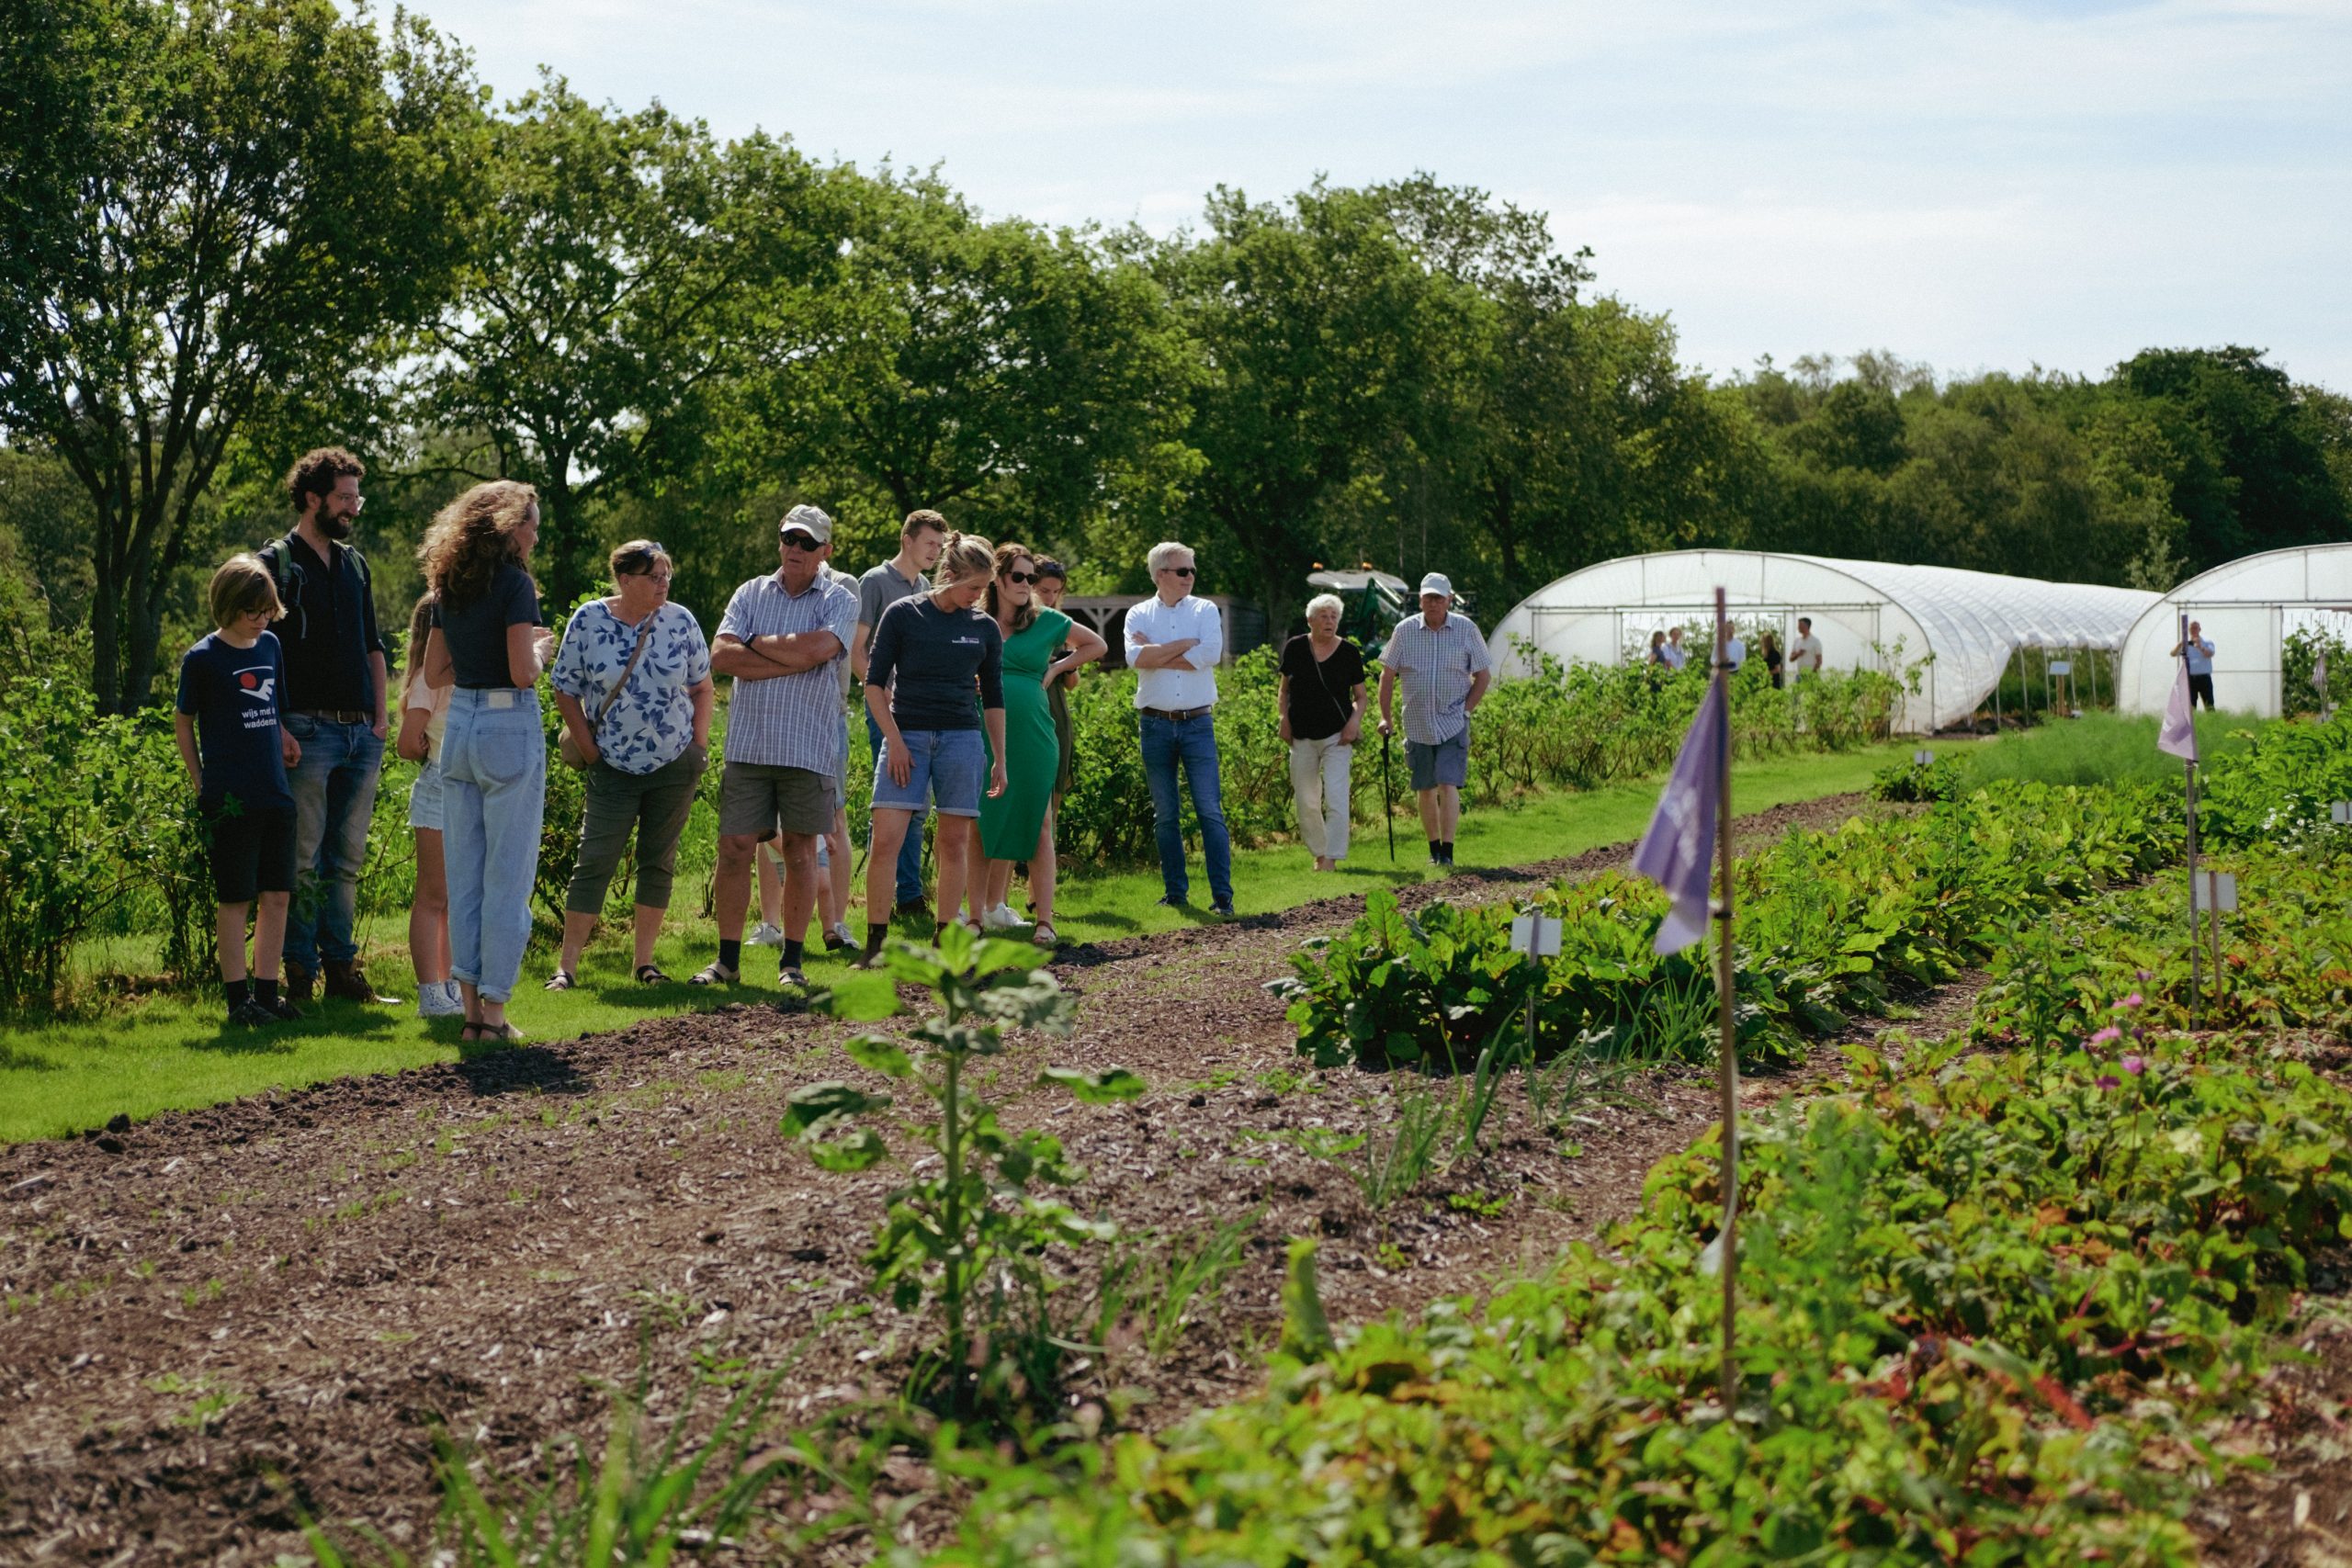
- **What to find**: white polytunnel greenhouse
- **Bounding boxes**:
[2115,543,2352,718]
[1486,549,2161,735]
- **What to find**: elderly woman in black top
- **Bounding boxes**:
[420,480,555,1043]
[1279,592,1368,871]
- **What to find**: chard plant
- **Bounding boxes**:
[791,923,1144,1420]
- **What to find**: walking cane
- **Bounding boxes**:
[1382,724,1396,862]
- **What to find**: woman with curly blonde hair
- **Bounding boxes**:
[419,479,555,1042]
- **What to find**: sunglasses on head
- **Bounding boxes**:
[780,532,822,551]
[1034,559,1065,579]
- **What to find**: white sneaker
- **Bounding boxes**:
[747,921,786,948]
[981,903,1023,931]
[418,981,465,1019]
[831,919,857,949]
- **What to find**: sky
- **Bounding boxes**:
[411,0,2352,390]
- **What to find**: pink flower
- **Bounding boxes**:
[2121,1055,2146,1077]
[2088,1026,2122,1046]
[2135,969,2154,982]
[2120,993,2144,1010]
[2096,1075,2121,1090]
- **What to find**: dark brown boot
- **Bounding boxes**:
[323,959,396,1004]
[284,960,314,1005]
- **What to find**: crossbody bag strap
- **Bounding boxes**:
[592,611,656,737]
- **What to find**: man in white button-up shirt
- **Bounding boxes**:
[1124,540,1233,915]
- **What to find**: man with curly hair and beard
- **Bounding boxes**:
[260,446,398,1007]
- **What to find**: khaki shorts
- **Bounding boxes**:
[718,761,833,838]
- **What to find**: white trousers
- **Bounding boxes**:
[1288,736,1353,861]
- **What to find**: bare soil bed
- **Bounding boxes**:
[0,789,2199,1565]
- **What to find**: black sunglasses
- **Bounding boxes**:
[780,532,823,551]
[1006,570,1036,584]
[1163,565,1195,578]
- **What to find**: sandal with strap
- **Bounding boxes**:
[1032,922,1059,949]
[462,1021,526,1043]
[543,970,577,991]
[634,963,672,986]
[687,960,739,987]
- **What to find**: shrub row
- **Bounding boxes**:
[1276,780,2177,1071]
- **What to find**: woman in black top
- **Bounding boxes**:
[420,479,555,1042]
[1758,630,1785,690]
[1278,593,1369,871]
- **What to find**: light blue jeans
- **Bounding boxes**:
[282,716,385,972]
[441,688,546,1004]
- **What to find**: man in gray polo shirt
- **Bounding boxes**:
[697,503,858,990]
[1377,573,1491,868]
[854,508,947,917]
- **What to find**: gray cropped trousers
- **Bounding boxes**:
[563,750,706,917]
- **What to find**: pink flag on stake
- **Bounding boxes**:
[2158,657,2199,762]
[1631,674,1726,954]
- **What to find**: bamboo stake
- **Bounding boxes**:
[1713,586,1738,1415]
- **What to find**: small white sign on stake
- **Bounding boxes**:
[1508,914,1564,957]
[2048,660,2072,675]
[2191,870,2239,913]
[1912,749,1934,766]
[2331,800,2352,826]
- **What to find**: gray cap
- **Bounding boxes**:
[1419,572,1454,600]
[780,503,834,544]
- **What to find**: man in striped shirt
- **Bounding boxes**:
[698,504,858,989]
[1377,573,1491,868]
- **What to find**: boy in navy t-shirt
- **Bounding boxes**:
[174,554,304,1025]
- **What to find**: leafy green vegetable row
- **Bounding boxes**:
[1277,780,2177,1071]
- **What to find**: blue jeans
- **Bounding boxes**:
[1139,712,1232,907]
[282,715,385,972]
[441,689,547,1004]
[866,708,925,904]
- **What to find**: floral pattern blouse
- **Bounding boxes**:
[551,600,711,775]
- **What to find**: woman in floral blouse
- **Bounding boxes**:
[548,540,714,987]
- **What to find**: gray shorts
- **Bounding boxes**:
[1408,731,1469,791]
[719,761,833,838]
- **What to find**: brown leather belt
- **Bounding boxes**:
[295,707,373,724]
[1140,705,1213,723]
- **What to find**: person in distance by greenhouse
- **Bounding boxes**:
[859,533,1010,965]
[546,540,714,991]
[418,480,557,1043]
[1662,626,1690,670]
[1791,616,1825,677]
[1377,572,1490,868]
[174,555,303,1026]
[2171,621,2217,710]
[1758,629,1785,689]
[1279,592,1367,872]
[1125,540,1235,918]
[263,446,395,1008]
[702,505,858,991]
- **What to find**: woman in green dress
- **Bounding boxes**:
[968,541,1106,946]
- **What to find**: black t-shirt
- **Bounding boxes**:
[176,631,294,812]
[435,565,542,689]
[1280,635,1366,741]
[270,533,387,713]
[867,595,1004,731]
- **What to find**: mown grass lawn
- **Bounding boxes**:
[0,741,1915,1141]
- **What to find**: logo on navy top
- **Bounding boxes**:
[234,666,277,705]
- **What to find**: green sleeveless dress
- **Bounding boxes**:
[980,608,1072,860]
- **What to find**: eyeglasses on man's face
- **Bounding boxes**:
[781,533,822,552]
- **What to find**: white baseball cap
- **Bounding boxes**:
[1419,572,1454,600]
[780,503,834,544]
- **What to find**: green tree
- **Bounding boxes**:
[407,78,844,607]
[0,0,481,712]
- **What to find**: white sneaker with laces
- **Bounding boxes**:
[980,903,1023,931]
[747,921,786,948]
[831,919,858,948]
[418,981,465,1019]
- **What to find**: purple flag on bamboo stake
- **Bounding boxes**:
[2157,658,2199,762]
[1632,673,1726,954]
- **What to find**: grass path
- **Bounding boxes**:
[0,740,1915,1141]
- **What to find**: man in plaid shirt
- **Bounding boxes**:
[1377,572,1491,868]
[695,504,857,989]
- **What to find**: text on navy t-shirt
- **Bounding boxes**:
[866,596,1004,730]
[176,631,294,811]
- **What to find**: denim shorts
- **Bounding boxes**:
[407,756,446,831]
[871,728,985,818]
[1408,730,1470,791]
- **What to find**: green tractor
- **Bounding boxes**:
[1306,567,1469,647]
